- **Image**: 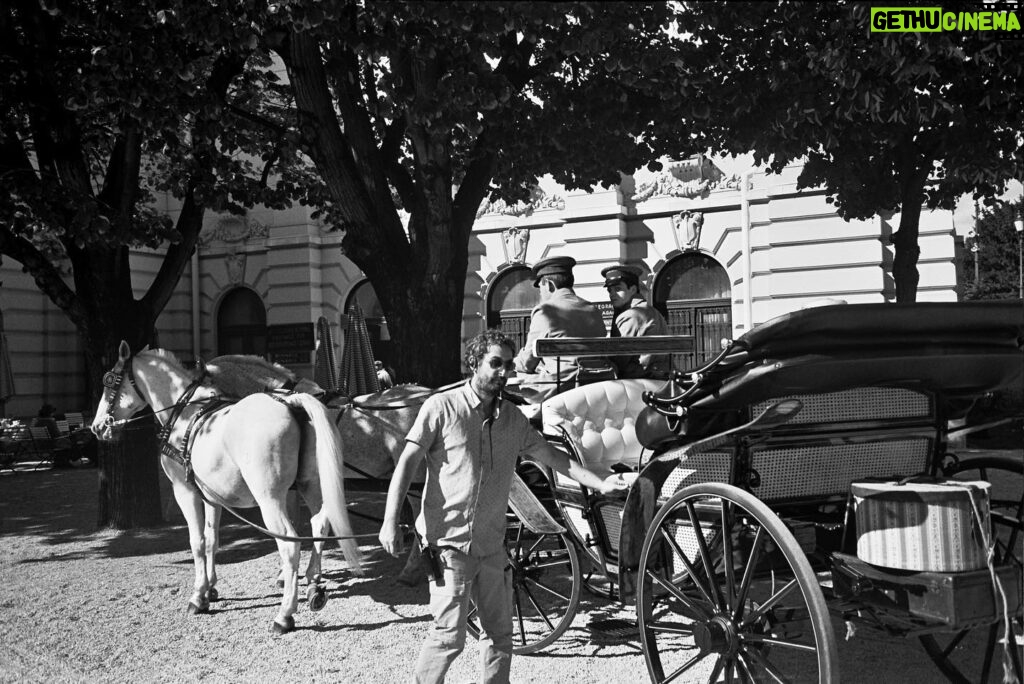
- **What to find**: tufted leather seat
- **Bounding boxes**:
[542,379,665,479]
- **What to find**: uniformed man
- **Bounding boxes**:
[513,256,607,403]
[601,264,670,378]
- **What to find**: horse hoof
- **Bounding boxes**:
[307,584,328,612]
[207,587,219,602]
[186,601,209,615]
[271,616,295,634]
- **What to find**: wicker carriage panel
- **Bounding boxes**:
[659,451,732,501]
[751,387,931,425]
[601,504,624,553]
[750,438,932,502]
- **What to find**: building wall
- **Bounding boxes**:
[0,158,961,416]
[471,161,958,338]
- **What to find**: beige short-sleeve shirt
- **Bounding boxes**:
[406,382,549,556]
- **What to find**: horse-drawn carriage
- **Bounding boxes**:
[480,300,1023,683]
[92,300,1023,682]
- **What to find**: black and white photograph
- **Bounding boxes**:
[1,2,1021,682]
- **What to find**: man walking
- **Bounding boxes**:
[379,329,627,683]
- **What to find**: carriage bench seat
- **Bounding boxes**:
[541,379,665,480]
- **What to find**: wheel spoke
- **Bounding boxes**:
[523,575,572,603]
[662,652,709,683]
[513,587,528,645]
[740,645,791,684]
[708,654,726,683]
[720,498,737,613]
[733,525,766,623]
[519,581,557,631]
[741,632,818,653]
[646,566,713,621]
[648,621,696,636]
[658,523,718,611]
[740,579,799,630]
[685,500,725,611]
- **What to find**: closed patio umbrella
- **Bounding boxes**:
[0,309,15,417]
[339,304,380,397]
[312,316,339,392]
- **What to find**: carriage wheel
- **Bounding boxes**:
[636,483,837,683]
[920,456,1024,683]
[467,515,582,655]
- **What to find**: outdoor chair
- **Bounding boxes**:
[0,425,33,471]
[28,425,78,468]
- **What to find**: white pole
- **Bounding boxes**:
[740,170,754,332]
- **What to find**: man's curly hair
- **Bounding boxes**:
[464,329,517,370]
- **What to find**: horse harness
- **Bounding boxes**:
[103,353,237,485]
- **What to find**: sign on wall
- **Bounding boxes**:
[266,323,314,365]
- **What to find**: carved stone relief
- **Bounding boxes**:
[672,210,705,251]
[226,252,246,284]
[501,226,530,264]
[476,187,565,219]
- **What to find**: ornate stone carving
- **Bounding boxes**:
[707,173,747,192]
[225,252,246,284]
[631,155,728,202]
[199,216,268,247]
[672,210,705,251]
[476,187,565,219]
[501,226,530,264]
[631,172,710,202]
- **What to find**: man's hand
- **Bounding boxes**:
[597,472,637,495]
[378,520,404,557]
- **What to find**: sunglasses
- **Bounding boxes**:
[485,358,516,371]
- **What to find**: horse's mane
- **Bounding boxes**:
[205,354,324,397]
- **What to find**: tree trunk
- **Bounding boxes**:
[96,419,164,529]
[892,198,922,303]
[376,271,467,387]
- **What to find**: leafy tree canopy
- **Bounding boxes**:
[677,0,1023,220]
[965,198,1024,300]
[264,1,704,383]
[0,0,315,277]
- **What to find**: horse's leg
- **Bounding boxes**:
[259,500,301,633]
[203,502,222,602]
[170,481,212,614]
[298,483,329,611]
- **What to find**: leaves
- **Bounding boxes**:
[676,0,1023,222]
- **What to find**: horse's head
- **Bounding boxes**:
[91,341,150,441]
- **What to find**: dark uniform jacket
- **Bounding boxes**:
[513,288,607,402]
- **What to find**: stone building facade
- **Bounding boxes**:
[0,157,960,417]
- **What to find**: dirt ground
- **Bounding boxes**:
[0,455,1019,683]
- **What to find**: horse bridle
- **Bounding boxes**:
[99,353,210,432]
[99,354,143,432]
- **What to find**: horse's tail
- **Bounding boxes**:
[281,393,364,576]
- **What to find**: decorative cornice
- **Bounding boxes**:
[476,188,566,219]
[199,217,268,247]
[631,172,711,202]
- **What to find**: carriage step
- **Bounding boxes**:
[587,618,639,643]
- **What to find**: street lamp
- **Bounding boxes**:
[1016,215,1024,300]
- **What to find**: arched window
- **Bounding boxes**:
[344,280,390,366]
[653,253,732,370]
[217,287,267,356]
[486,266,541,354]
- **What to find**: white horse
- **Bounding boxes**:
[91,342,363,633]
